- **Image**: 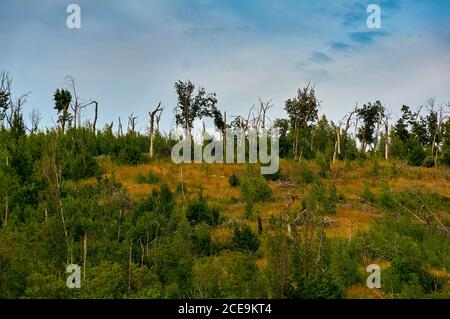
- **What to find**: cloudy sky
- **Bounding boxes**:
[1,0,449,132]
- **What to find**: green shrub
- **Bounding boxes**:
[63,155,102,181]
[407,141,427,166]
[228,173,240,187]
[240,166,272,203]
[135,171,159,184]
[316,155,330,178]
[361,182,375,203]
[231,225,260,253]
[302,182,338,215]
[186,193,220,226]
[191,223,214,256]
[298,162,318,185]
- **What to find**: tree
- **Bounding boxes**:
[53,89,72,133]
[356,101,385,153]
[29,109,42,133]
[174,80,218,135]
[0,71,12,128]
[65,76,79,129]
[149,102,164,158]
[284,84,319,159]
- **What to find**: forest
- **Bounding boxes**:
[0,70,449,299]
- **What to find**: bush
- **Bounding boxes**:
[361,182,375,203]
[240,166,272,203]
[63,155,102,181]
[228,173,240,187]
[407,141,427,166]
[135,171,159,184]
[316,155,330,178]
[298,162,318,184]
[186,193,220,226]
[191,223,214,256]
[302,182,338,215]
[231,225,260,253]
[117,143,145,165]
[263,168,281,181]
[441,150,450,167]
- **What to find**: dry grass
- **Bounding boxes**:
[97,157,450,240]
[92,157,450,298]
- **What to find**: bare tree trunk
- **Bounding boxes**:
[315,226,324,266]
[384,119,389,160]
[61,104,68,133]
[223,111,227,159]
[180,169,185,202]
[73,101,77,130]
[118,117,123,136]
[128,238,133,291]
[257,214,263,235]
[333,140,338,164]
[149,103,163,158]
[4,194,8,227]
[83,233,87,280]
[117,209,122,242]
[92,101,98,135]
[337,128,341,155]
[140,239,144,267]
[149,113,155,157]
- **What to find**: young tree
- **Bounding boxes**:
[53,89,72,133]
[284,84,319,160]
[174,80,218,135]
[356,101,384,153]
[0,71,12,128]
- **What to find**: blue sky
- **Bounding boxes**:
[1,0,449,132]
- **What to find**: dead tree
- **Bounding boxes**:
[92,101,98,134]
[118,117,123,136]
[432,101,450,167]
[155,110,163,132]
[149,102,164,158]
[258,98,273,130]
[29,109,42,133]
[106,122,114,134]
[65,76,79,130]
[340,105,358,158]
[79,100,98,134]
[383,108,392,160]
[128,113,137,134]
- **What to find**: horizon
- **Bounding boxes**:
[1,0,449,133]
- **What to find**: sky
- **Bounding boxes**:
[1,0,449,133]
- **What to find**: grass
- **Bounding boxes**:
[94,157,450,298]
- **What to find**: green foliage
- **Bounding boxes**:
[186,192,220,226]
[228,173,240,187]
[191,223,214,257]
[316,154,331,178]
[361,182,375,203]
[298,162,318,185]
[135,171,159,184]
[231,225,260,253]
[240,165,272,203]
[302,182,338,215]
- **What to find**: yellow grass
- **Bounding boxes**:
[92,157,450,298]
